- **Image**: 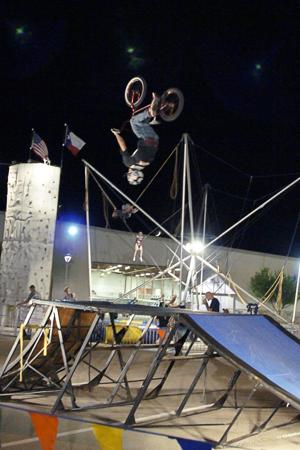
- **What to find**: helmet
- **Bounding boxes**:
[127,169,144,185]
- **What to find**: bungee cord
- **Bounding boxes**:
[135,143,180,203]
[194,142,300,180]
[170,145,179,200]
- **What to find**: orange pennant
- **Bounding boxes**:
[157,329,166,340]
[30,412,58,450]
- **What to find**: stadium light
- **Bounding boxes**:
[67,225,78,236]
[185,240,204,255]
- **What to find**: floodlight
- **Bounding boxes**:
[67,225,78,236]
[185,240,204,255]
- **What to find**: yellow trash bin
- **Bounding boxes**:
[105,325,142,344]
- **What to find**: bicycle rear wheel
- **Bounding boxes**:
[159,88,184,122]
[124,76,147,108]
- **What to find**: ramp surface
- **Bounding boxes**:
[0,307,97,391]
[184,314,300,409]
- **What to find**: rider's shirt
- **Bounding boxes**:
[121,147,158,168]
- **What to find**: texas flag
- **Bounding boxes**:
[65,129,86,156]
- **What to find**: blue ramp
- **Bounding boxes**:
[183,314,300,409]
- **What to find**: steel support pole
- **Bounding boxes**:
[292,261,300,324]
[125,324,178,424]
[204,175,300,252]
[179,134,188,304]
[199,185,208,308]
[176,355,210,415]
[218,382,259,446]
[51,313,100,413]
[186,142,194,239]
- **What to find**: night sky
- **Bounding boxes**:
[1,1,300,257]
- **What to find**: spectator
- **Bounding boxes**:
[63,286,76,301]
[17,284,41,307]
[204,292,220,312]
[17,285,41,339]
[168,294,178,307]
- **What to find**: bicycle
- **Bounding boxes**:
[124,76,184,123]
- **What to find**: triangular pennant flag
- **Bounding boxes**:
[92,424,123,450]
[157,329,166,340]
[177,437,212,450]
[30,412,58,450]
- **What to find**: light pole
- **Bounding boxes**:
[64,253,72,285]
[199,185,208,307]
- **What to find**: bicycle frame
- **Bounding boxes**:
[131,103,151,116]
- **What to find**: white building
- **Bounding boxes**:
[1,210,300,310]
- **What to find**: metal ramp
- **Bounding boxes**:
[0,300,299,447]
[183,313,300,410]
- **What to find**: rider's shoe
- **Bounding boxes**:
[111,128,121,135]
[149,92,161,117]
[149,118,161,125]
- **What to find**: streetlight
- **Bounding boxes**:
[67,225,78,237]
[64,253,72,285]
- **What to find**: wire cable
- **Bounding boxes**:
[135,144,179,203]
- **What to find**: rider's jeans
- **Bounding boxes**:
[130,109,159,143]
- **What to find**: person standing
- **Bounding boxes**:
[168,294,178,307]
[63,286,76,301]
[159,293,165,307]
[17,285,41,339]
[204,292,220,312]
[17,284,41,306]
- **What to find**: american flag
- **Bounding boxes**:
[31,132,49,161]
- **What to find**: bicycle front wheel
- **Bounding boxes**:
[124,76,147,108]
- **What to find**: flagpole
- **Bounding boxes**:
[84,166,92,300]
[61,124,68,170]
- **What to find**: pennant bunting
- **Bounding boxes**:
[29,412,58,450]
[176,437,212,450]
[92,424,123,450]
[157,328,167,340]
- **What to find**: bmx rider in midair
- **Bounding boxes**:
[111,93,160,185]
